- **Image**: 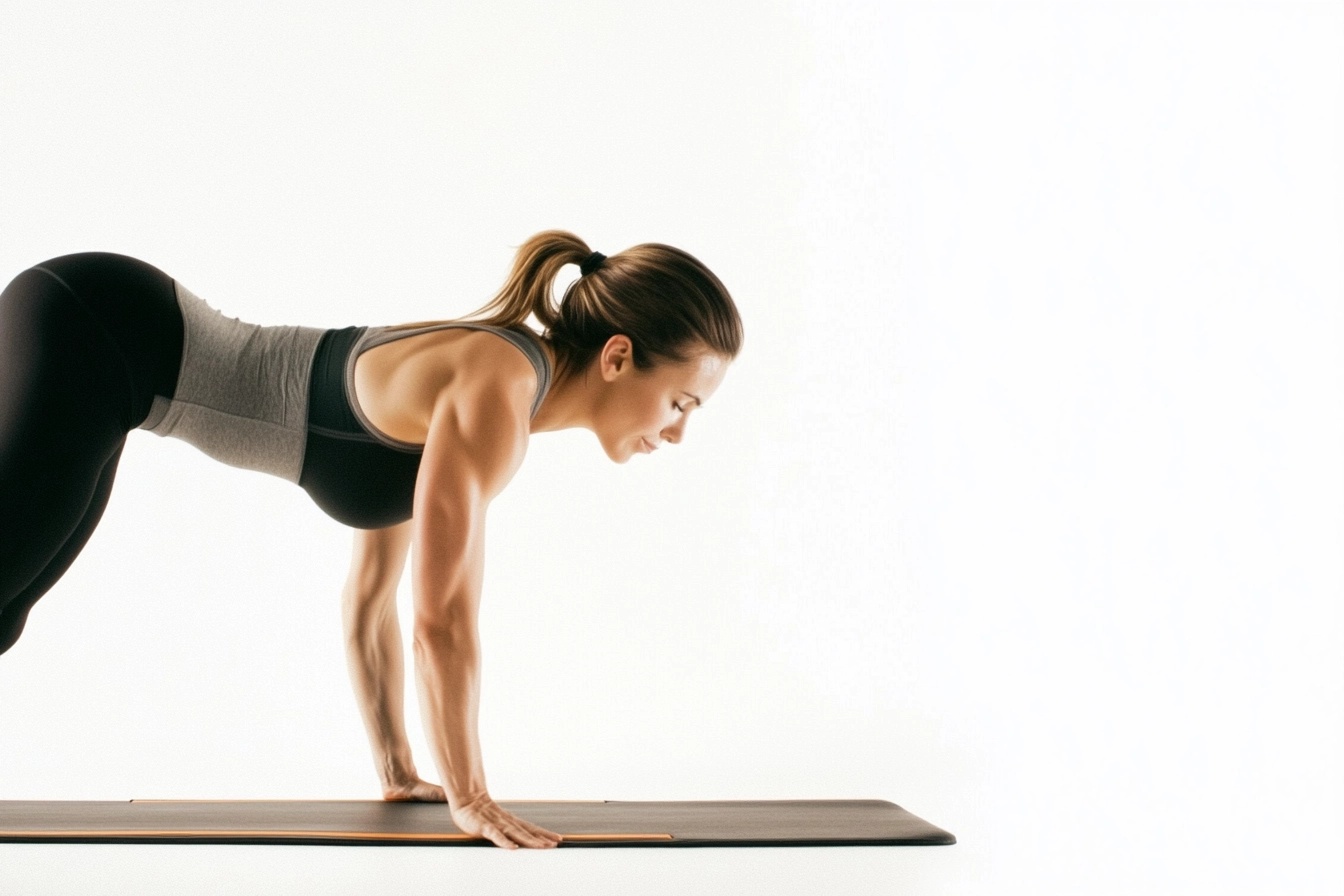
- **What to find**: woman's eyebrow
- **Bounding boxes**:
[680,391,703,407]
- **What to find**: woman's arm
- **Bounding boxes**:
[410,362,561,850]
[341,520,444,801]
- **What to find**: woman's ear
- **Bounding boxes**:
[598,335,634,381]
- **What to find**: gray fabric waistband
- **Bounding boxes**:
[140,282,325,483]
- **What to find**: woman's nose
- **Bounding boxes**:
[661,417,687,444]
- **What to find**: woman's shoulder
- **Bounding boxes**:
[426,327,548,423]
[354,324,543,446]
[447,326,542,392]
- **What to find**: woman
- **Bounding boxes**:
[0,230,742,849]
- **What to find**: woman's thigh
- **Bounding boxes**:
[0,266,138,650]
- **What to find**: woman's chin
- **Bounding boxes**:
[597,436,634,464]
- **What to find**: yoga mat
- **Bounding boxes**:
[0,799,955,847]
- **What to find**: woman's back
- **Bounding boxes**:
[351,323,550,448]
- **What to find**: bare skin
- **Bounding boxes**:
[343,327,728,849]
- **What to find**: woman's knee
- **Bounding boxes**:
[0,600,33,656]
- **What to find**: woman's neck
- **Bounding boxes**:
[529,354,595,434]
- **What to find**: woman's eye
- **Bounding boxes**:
[672,403,684,413]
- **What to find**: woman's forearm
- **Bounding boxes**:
[342,587,418,788]
[412,622,488,808]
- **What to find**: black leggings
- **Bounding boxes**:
[0,253,183,655]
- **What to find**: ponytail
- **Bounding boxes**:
[465,230,589,331]
[463,229,742,382]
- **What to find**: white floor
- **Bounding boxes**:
[1,843,959,896]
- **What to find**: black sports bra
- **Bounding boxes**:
[298,322,552,529]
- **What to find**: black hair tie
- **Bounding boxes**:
[580,251,607,276]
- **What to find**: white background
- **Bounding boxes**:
[1,1,1341,893]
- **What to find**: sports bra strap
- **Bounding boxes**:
[342,322,553,452]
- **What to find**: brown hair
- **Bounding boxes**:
[464,230,743,382]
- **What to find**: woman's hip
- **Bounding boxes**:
[3,252,184,429]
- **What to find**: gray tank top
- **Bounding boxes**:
[344,322,552,452]
[140,283,552,482]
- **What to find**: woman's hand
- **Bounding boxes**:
[451,793,563,849]
[381,776,447,802]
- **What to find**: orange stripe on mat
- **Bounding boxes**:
[128,799,609,804]
[6,830,673,842]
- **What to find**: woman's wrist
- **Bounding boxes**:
[448,788,492,813]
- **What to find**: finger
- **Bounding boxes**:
[485,813,551,849]
[512,827,555,849]
[487,814,540,849]
[518,819,563,844]
[506,811,556,836]
[514,822,561,849]
[481,822,518,850]
[495,810,561,847]
[513,830,554,849]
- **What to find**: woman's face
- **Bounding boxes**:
[591,338,730,463]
